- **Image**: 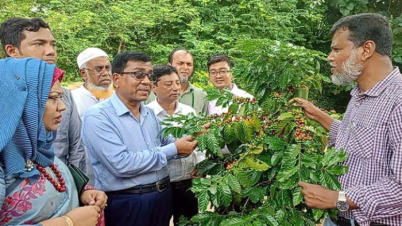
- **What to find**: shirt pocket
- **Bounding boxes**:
[348,124,386,160]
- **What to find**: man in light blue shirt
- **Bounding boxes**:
[81,51,198,226]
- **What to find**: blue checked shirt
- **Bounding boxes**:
[329,67,402,226]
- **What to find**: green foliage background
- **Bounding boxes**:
[0,0,401,110]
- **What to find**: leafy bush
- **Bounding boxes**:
[161,89,347,226]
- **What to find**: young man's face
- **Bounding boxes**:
[208,61,233,90]
[8,27,57,64]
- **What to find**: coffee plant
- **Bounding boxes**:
[160,88,348,226]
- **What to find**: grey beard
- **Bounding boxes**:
[180,77,188,83]
[331,53,362,86]
[85,77,112,91]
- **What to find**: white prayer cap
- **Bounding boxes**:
[77,47,108,68]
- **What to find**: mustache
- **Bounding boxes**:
[138,86,151,90]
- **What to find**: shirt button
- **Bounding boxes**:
[15,75,20,80]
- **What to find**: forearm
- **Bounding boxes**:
[40,217,68,226]
[345,177,402,220]
[315,110,335,131]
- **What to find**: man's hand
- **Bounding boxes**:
[190,168,202,179]
[289,98,334,131]
[175,135,198,157]
[298,181,338,209]
[80,190,108,209]
[289,98,323,120]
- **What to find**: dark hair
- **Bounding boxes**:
[153,65,178,85]
[168,48,193,64]
[112,51,152,74]
[207,53,234,70]
[0,17,50,56]
[330,13,393,58]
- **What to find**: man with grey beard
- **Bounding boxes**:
[72,47,114,120]
[72,47,113,186]
[292,13,402,226]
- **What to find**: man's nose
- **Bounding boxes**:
[327,51,334,62]
[45,43,56,56]
[173,82,180,90]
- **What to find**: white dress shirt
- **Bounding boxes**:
[72,85,111,120]
[147,100,205,182]
[208,83,254,115]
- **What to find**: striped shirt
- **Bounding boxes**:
[329,67,402,226]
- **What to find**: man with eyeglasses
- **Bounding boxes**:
[207,53,253,115]
[81,51,199,226]
[147,65,204,225]
[73,47,114,120]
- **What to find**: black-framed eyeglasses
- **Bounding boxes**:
[83,65,111,73]
[120,71,156,82]
[209,69,230,77]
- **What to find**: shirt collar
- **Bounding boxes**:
[152,99,182,116]
[351,67,400,98]
[110,92,149,117]
[182,82,195,95]
[230,83,239,93]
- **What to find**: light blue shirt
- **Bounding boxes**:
[81,93,177,191]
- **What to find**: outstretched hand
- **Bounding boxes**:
[289,98,322,120]
[289,98,334,131]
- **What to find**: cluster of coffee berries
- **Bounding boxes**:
[293,110,313,141]
[226,161,237,170]
[272,92,284,98]
[234,97,256,104]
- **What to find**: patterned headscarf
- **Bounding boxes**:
[0,58,63,182]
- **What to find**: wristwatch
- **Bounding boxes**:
[336,191,349,212]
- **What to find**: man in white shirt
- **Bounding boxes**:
[207,53,254,115]
[147,65,204,225]
[72,47,114,119]
[72,47,113,185]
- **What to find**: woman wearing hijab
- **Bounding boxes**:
[0,58,107,226]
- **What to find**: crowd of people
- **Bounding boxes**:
[0,12,401,226]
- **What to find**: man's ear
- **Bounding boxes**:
[151,83,157,93]
[79,69,87,82]
[5,44,20,57]
[113,73,120,88]
[361,40,375,62]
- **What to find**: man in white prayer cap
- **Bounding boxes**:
[72,47,113,119]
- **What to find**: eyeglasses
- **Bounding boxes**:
[120,71,156,82]
[83,65,111,73]
[209,69,230,77]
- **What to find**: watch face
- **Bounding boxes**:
[337,201,349,212]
